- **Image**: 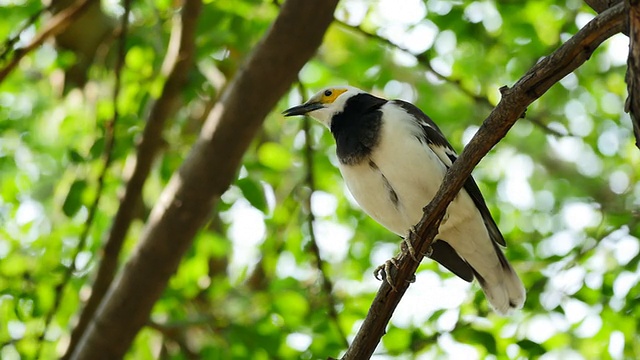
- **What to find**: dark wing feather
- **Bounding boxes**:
[443,151,506,247]
[391,99,506,247]
[390,100,507,283]
[429,240,474,282]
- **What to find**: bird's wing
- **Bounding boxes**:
[428,240,474,282]
[391,100,506,247]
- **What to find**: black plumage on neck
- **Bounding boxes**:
[330,93,388,165]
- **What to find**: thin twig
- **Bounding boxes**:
[526,113,572,137]
[0,0,94,84]
[334,19,576,138]
[0,5,50,62]
[61,0,202,358]
[35,0,131,358]
[334,19,492,105]
[625,0,640,149]
[297,81,349,348]
[340,3,626,359]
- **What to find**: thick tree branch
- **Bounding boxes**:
[61,0,202,358]
[585,0,622,13]
[69,1,338,359]
[626,0,640,148]
[340,4,626,359]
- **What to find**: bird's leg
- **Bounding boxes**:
[374,256,416,291]
[423,244,434,258]
[373,258,399,292]
[401,226,419,262]
[374,235,423,291]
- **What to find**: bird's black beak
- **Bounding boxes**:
[283,102,324,117]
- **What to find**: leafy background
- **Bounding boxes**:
[0,0,638,359]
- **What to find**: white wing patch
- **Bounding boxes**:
[428,143,456,168]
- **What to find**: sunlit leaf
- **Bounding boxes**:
[237,177,268,213]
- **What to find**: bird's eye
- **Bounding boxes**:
[324,90,333,97]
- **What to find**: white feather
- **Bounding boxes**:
[338,102,525,314]
[297,86,525,313]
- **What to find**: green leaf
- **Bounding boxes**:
[517,339,547,357]
[62,180,87,217]
[257,142,292,171]
[89,138,104,160]
[67,149,85,163]
[237,177,268,213]
[453,327,497,355]
[470,329,497,355]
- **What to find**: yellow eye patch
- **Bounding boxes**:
[320,88,348,104]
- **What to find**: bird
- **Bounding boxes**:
[283,86,526,314]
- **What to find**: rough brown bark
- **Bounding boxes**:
[69,0,339,359]
[626,0,640,148]
[61,0,201,358]
[340,3,626,359]
[585,0,622,13]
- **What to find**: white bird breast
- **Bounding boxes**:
[338,104,488,247]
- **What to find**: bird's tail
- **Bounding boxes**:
[473,244,526,315]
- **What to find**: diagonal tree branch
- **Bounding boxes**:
[334,19,575,138]
[61,0,202,358]
[69,1,339,358]
[625,0,640,149]
[0,0,95,84]
[585,0,623,13]
[0,5,50,61]
[36,0,129,357]
[297,81,349,348]
[340,3,626,359]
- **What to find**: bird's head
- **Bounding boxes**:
[283,86,365,127]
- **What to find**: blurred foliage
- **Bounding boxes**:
[1,0,639,359]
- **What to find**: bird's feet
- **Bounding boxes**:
[373,256,418,292]
[373,256,406,292]
[373,256,398,291]
[373,230,423,291]
[402,225,434,260]
[401,226,420,262]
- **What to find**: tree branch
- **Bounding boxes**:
[69,1,339,358]
[585,0,622,13]
[0,5,49,62]
[61,0,202,358]
[625,0,640,149]
[340,3,626,359]
[0,0,95,84]
[334,19,575,138]
[36,0,129,357]
[297,81,349,349]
